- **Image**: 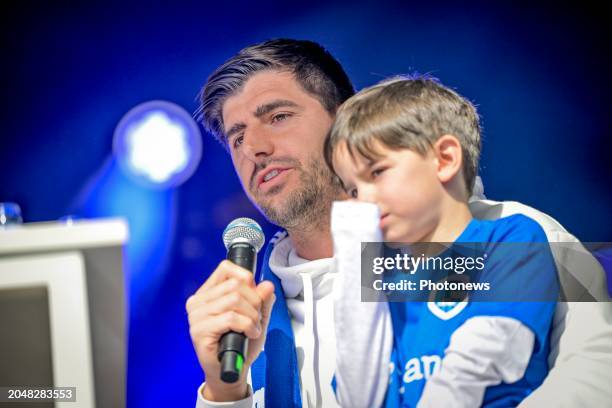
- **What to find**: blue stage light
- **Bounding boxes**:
[113,100,202,188]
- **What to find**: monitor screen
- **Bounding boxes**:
[0,219,127,407]
[0,286,54,408]
[0,252,95,407]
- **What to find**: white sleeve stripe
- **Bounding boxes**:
[417,316,535,408]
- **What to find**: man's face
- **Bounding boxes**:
[222,70,340,228]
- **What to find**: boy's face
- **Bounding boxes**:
[332,140,446,242]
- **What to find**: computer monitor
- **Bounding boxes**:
[0,219,128,408]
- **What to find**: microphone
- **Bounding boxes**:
[219,217,266,383]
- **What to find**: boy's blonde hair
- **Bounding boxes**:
[324,75,481,195]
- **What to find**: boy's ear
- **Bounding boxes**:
[433,135,463,184]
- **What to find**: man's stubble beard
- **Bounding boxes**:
[255,157,342,231]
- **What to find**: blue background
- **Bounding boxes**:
[1,1,610,406]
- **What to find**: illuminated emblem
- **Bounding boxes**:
[427,301,468,320]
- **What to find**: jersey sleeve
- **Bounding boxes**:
[469,215,559,352]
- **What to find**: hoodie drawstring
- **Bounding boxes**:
[300,271,319,407]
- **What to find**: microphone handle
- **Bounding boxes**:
[218,243,257,383]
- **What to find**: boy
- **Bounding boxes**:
[324,76,559,407]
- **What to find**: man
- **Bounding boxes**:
[186,39,612,407]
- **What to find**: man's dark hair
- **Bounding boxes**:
[196,39,355,148]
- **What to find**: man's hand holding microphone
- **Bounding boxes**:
[186,218,275,401]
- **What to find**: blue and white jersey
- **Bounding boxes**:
[384,214,559,407]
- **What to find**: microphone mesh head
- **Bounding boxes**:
[222,217,265,252]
